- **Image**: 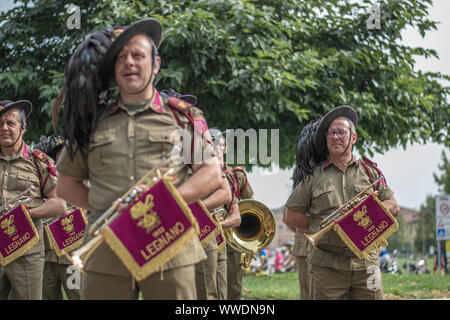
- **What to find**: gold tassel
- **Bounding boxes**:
[160,265,164,281]
[131,277,136,290]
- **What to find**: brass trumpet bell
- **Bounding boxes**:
[224,200,276,261]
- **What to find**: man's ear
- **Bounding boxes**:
[351,132,358,144]
[153,56,161,74]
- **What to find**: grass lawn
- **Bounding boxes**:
[242,258,450,300]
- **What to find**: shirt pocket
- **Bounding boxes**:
[147,129,178,161]
[88,132,115,171]
[311,184,337,214]
[16,172,41,194]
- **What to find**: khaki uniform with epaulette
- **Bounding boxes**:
[285,105,399,300]
[225,165,254,300]
[286,158,394,299]
[0,144,57,299]
[57,93,212,299]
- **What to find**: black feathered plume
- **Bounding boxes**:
[34,135,64,161]
[292,119,326,188]
[53,29,118,160]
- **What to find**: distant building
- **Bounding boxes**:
[399,206,419,252]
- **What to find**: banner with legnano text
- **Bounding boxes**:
[188,201,220,247]
[102,177,199,281]
[333,193,398,259]
[0,204,39,266]
[45,207,87,257]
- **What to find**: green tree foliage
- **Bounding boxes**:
[433,151,450,194]
[414,152,449,254]
[386,211,406,253]
[0,0,449,168]
[414,194,437,255]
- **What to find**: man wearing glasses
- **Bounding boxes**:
[284,106,399,300]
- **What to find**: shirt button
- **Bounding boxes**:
[130,176,134,181]
[129,154,134,159]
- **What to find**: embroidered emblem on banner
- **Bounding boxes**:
[2,216,17,237]
[353,206,372,230]
[62,215,75,233]
[130,194,161,234]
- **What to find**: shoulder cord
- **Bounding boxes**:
[233,167,249,198]
[166,104,196,167]
[360,158,385,192]
[222,163,238,214]
[30,151,51,197]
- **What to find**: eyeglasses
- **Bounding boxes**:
[325,129,349,138]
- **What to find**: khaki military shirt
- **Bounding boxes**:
[57,92,213,276]
[285,157,394,271]
[0,143,58,255]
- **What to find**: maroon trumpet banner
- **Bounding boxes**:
[0,204,39,266]
[45,208,87,257]
[102,178,198,281]
[333,193,398,259]
[188,201,219,247]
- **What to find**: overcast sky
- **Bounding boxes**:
[0,0,448,211]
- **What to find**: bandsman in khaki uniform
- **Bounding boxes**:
[56,19,227,300]
[285,106,400,300]
[35,135,81,300]
[283,210,313,300]
[212,132,254,300]
[194,131,238,300]
[0,100,66,300]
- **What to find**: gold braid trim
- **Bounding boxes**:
[44,209,88,257]
[216,235,226,251]
[333,194,399,259]
[196,200,220,248]
[102,177,200,282]
[0,205,39,266]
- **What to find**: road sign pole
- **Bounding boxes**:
[437,241,441,275]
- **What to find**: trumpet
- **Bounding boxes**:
[0,185,36,215]
[305,177,381,248]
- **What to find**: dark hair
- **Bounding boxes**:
[18,109,27,129]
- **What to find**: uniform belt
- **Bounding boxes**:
[317,245,356,258]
